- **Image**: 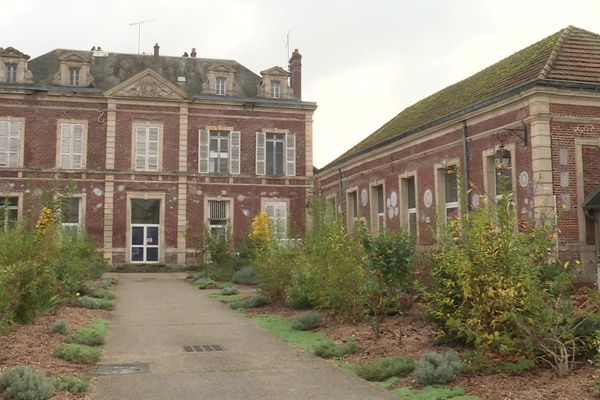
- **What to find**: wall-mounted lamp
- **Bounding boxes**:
[494,120,527,172]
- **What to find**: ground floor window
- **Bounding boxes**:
[263,201,287,237]
[0,196,18,231]
[207,199,230,236]
[61,197,82,234]
[131,199,160,263]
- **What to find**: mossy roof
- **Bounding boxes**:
[27,49,262,97]
[324,26,600,170]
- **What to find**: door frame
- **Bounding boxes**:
[126,192,166,263]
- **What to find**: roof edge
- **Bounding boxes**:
[319,79,600,172]
[538,26,572,79]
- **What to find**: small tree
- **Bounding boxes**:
[360,226,415,336]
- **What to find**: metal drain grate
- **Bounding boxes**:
[183,344,223,353]
[91,362,150,375]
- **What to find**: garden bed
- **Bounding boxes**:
[244,301,599,400]
[0,304,112,400]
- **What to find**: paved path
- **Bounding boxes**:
[91,273,397,400]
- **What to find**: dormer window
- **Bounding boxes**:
[0,48,33,84]
[216,78,226,95]
[53,53,94,87]
[69,67,80,86]
[271,81,281,98]
[5,64,16,83]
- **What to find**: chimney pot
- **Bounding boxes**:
[153,43,160,57]
[191,48,197,58]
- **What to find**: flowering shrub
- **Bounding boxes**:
[250,211,272,248]
[0,206,106,334]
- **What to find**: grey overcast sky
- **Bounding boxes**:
[3,1,599,167]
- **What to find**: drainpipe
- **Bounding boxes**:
[462,120,470,204]
[338,168,344,201]
[585,208,600,289]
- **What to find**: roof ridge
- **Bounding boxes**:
[538,26,572,79]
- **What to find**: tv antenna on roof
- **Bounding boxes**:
[129,19,156,54]
[286,31,290,62]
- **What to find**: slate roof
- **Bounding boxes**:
[324,25,600,170]
[26,49,262,98]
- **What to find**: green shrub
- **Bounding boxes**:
[426,189,573,353]
[91,287,115,300]
[292,311,323,331]
[53,344,102,364]
[73,296,115,310]
[498,358,536,375]
[360,227,415,336]
[286,274,313,309]
[256,242,299,301]
[194,278,216,289]
[220,285,239,296]
[243,293,270,308]
[414,351,464,386]
[0,366,55,400]
[299,210,367,318]
[230,301,242,310]
[233,265,257,285]
[100,276,118,288]
[313,339,359,358]
[52,375,89,394]
[50,320,69,335]
[66,320,109,346]
[356,357,415,381]
[187,271,207,281]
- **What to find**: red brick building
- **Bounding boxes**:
[0,44,316,266]
[315,26,600,284]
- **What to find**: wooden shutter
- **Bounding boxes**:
[285,133,296,176]
[60,124,72,168]
[199,129,209,173]
[0,121,8,167]
[256,132,266,175]
[8,122,20,168]
[135,126,147,170]
[71,124,83,169]
[230,130,240,175]
[147,127,159,170]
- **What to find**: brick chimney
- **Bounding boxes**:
[153,43,160,57]
[190,48,197,58]
[289,49,302,100]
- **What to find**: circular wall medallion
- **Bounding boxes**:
[361,189,369,206]
[423,189,433,208]
[519,171,529,188]
[390,191,398,207]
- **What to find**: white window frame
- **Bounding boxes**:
[132,122,162,172]
[482,145,516,204]
[400,172,419,236]
[199,127,240,175]
[255,129,295,177]
[370,182,385,233]
[346,187,359,232]
[216,78,226,95]
[57,121,86,169]
[69,67,80,86]
[435,161,460,222]
[5,64,17,83]
[60,196,85,233]
[271,80,281,98]
[0,195,20,231]
[262,198,289,238]
[0,118,23,168]
[126,192,166,264]
[205,198,233,237]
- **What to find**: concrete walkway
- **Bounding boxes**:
[91,273,397,400]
